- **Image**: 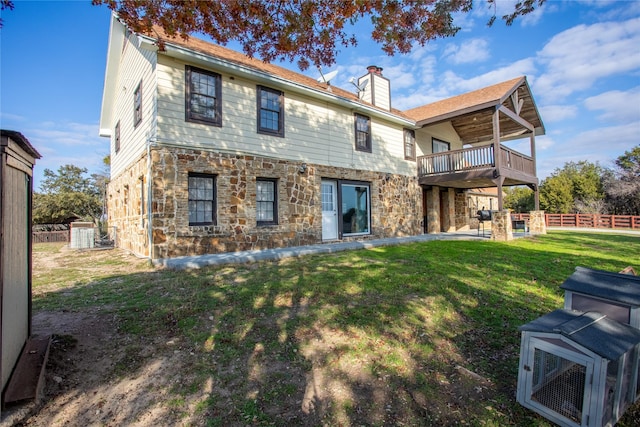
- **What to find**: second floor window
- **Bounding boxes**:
[404,129,416,160]
[114,121,121,153]
[186,65,222,126]
[133,80,142,127]
[354,114,371,153]
[257,86,284,136]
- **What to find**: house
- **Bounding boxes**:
[1,130,44,409]
[99,14,545,260]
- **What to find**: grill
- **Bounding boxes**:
[476,210,492,236]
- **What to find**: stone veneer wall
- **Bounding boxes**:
[454,192,470,231]
[426,186,440,233]
[146,146,423,259]
[107,154,150,257]
[528,210,547,235]
[490,210,513,241]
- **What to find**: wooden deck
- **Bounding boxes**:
[417,145,537,189]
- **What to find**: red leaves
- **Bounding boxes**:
[93,0,544,70]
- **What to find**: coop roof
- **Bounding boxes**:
[1,129,41,159]
[519,309,640,360]
[560,266,640,307]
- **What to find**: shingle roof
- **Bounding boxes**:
[560,266,640,306]
[519,309,640,360]
[1,129,41,159]
[403,77,524,123]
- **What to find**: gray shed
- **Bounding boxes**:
[561,266,640,328]
[517,309,640,427]
[1,130,41,408]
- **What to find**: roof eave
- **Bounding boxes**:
[414,101,498,128]
[99,14,126,137]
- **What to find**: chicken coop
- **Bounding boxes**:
[561,266,640,329]
[517,309,640,427]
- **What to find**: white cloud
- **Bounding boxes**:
[6,120,110,189]
[539,104,579,123]
[534,17,640,101]
[0,112,27,123]
[443,38,490,64]
[583,86,640,123]
[537,122,639,177]
[441,58,537,94]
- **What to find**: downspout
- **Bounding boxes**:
[147,138,153,260]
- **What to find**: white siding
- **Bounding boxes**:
[109,32,157,179]
[416,122,462,156]
[156,56,416,176]
[372,74,391,111]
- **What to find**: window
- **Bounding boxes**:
[133,80,142,127]
[432,138,450,153]
[139,176,145,228]
[257,86,284,136]
[256,178,278,225]
[354,114,371,152]
[432,138,450,173]
[114,121,121,153]
[185,65,222,126]
[188,173,216,225]
[404,129,416,160]
[340,182,370,236]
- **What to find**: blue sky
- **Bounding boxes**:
[1,0,639,191]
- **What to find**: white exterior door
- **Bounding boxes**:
[321,180,338,240]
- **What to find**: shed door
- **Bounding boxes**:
[520,337,594,427]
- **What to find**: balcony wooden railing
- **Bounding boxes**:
[418,145,535,177]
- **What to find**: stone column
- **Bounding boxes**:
[491,210,513,241]
[427,186,440,234]
[445,188,456,232]
[528,210,547,235]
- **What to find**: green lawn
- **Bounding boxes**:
[32,231,640,426]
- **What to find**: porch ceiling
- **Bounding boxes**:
[418,168,538,189]
[405,76,545,145]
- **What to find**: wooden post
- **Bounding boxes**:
[492,107,503,210]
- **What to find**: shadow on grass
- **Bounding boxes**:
[26,232,640,426]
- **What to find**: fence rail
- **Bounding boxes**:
[33,230,70,243]
[510,213,640,230]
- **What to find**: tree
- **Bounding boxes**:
[93,0,545,70]
[604,146,640,215]
[0,1,13,28]
[33,165,104,225]
[504,186,534,213]
[539,161,605,214]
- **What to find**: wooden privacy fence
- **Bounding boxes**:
[511,213,640,230]
[32,230,70,243]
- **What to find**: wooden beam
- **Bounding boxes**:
[493,108,501,172]
[493,175,506,211]
[497,105,534,131]
[530,133,537,179]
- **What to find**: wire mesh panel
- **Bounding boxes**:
[531,348,586,424]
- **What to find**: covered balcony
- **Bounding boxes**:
[417,144,536,188]
[407,76,545,210]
